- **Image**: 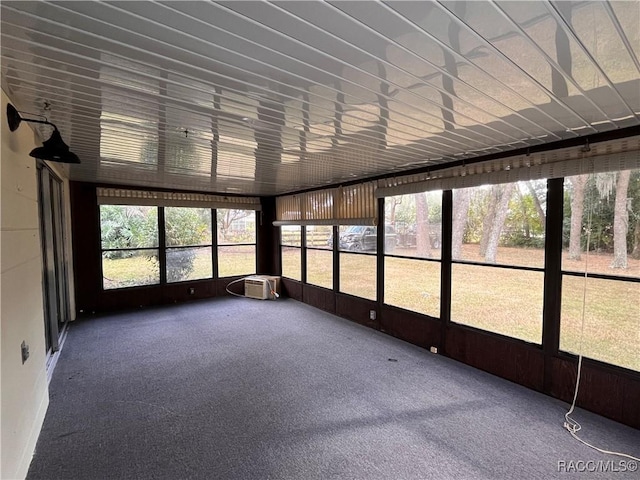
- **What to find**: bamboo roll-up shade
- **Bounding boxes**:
[275,181,377,226]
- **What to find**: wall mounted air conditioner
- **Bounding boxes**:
[244,275,280,300]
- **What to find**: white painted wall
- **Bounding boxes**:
[0,88,74,479]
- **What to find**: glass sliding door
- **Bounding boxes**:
[37,163,70,354]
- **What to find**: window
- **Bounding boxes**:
[386,191,442,258]
[453,183,545,267]
[452,264,544,343]
[384,191,442,317]
[450,182,547,343]
[305,225,333,289]
[100,205,159,289]
[217,209,256,277]
[165,207,212,283]
[385,258,440,316]
[337,225,378,253]
[337,225,378,300]
[560,169,640,371]
[281,225,301,281]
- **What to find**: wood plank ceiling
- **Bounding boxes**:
[1,1,639,196]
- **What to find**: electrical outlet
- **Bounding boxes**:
[369,310,376,320]
[21,341,30,364]
[430,346,438,354]
[188,287,195,295]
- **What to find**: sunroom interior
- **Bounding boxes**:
[1,1,639,478]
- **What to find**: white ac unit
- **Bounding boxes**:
[244,275,279,300]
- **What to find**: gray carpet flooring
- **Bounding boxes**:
[27,297,639,480]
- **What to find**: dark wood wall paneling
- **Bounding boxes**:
[220,277,243,298]
[622,378,640,428]
[542,178,565,392]
[164,279,218,303]
[70,182,102,313]
[336,294,378,329]
[70,181,640,429]
[379,305,439,350]
[445,326,545,391]
[281,278,303,301]
[96,278,245,313]
[548,356,640,427]
[257,196,279,275]
[302,284,336,314]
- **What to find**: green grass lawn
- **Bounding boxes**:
[340,253,377,300]
[102,251,159,289]
[282,247,301,281]
[451,265,545,344]
[385,257,441,317]
[217,246,256,278]
[561,276,639,371]
[103,245,639,371]
[102,246,257,289]
[306,249,333,290]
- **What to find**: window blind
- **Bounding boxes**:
[376,135,640,197]
[274,181,377,226]
[97,188,262,210]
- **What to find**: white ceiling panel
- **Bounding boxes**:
[2,0,639,196]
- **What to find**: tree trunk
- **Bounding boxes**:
[526,181,546,226]
[568,174,588,260]
[479,186,498,256]
[452,188,471,260]
[220,210,231,243]
[611,170,630,269]
[630,217,640,260]
[484,183,515,264]
[388,198,399,227]
[415,193,431,258]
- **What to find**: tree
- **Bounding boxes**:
[100,205,158,258]
[452,188,471,260]
[163,207,211,282]
[504,185,536,245]
[415,192,431,258]
[393,195,417,230]
[568,174,588,260]
[484,183,515,263]
[479,186,499,257]
[385,196,403,227]
[526,180,546,227]
[217,209,253,243]
[629,171,640,259]
[165,208,210,247]
[610,170,631,268]
[631,218,640,260]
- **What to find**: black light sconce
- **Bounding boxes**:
[6,103,80,164]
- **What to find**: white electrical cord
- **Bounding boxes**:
[268,278,280,299]
[225,277,247,297]
[563,197,639,462]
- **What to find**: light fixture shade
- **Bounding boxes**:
[6,103,22,132]
[29,129,80,164]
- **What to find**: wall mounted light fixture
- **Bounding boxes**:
[6,103,80,164]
